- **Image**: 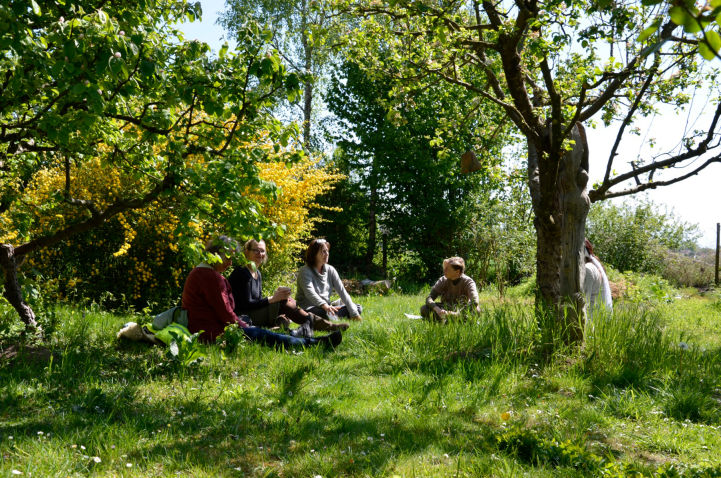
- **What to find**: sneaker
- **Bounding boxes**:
[290,320,314,339]
[318,330,342,349]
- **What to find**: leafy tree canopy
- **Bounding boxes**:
[334,0,721,343]
[0,0,301,332]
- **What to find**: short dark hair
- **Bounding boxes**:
[304,238,330,267]
[205,235,238,255]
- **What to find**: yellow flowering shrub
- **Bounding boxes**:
[250,154,344,284]
[1,142,342,308]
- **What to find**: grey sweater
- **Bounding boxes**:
[426,274,479,310]
[296,264,360,317]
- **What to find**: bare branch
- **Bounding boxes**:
[590,155,721,201]
[601,55,660,186]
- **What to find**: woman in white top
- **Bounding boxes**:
[296,238,363,321]
[583,239,613,321]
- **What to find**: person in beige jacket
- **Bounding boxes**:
[421,257,480,323]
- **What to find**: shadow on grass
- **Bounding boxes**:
[0,340,500,476]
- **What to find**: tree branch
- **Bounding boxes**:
[579,20,678,122]
[590,155,721,201]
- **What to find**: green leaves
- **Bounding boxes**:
[667,4,721,61]
[637,18,661,42]
[699,30,721,59]
[1,0,301,285]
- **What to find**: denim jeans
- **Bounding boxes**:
[242,326,309,349]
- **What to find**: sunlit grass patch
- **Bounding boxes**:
[2,290,721,476]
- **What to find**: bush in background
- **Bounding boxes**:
[586,198,711,288]
[1,148,341,311]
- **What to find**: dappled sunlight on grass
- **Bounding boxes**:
[2,292,721,476]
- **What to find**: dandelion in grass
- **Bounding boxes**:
[501,411,511,421]
[678,341,690,350]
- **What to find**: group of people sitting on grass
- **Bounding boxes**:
[179,235,611,351]
[181,236,362,350]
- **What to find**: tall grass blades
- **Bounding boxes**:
[583,304,673,387]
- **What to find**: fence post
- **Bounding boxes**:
[714,222,721,287]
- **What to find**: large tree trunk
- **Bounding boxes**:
[366,184,377,268]
[0,244,42,337]
[528,123,590,345]
[301,0,313,150]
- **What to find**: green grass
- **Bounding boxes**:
[2,286,721,477]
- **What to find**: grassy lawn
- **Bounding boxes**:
[2,286,721,477]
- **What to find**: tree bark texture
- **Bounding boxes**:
[366,184,377,267]
[0,244,41,336]
[527,123,590,344]
[301,0,313,149]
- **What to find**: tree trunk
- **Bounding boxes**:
[301,0,313,150]
[366,184,377,267]
[528,123,590,345]
[0,244,42,337]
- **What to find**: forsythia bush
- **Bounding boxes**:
[1,145,342,309]
[251,155,344,288]
[1,156,187,307]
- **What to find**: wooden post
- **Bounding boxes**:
[714,222,721,287]
[382,231,388,279]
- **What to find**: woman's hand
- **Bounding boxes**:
[322,304,341,314]
[269,287,291,303]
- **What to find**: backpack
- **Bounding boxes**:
[152,306,189,330]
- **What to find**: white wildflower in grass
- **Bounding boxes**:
[126,463,133,468]
[11,471,22,475]
[92,456,101,463]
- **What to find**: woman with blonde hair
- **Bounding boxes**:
[229,239,348,333]
[583,239,613,321]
